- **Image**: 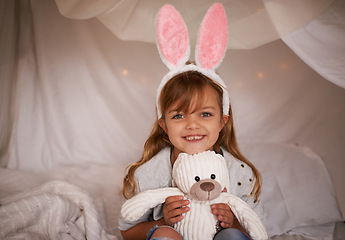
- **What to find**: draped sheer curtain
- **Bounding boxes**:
[283,0,345,89]
[54,0,345,88]
[1,0,345,214]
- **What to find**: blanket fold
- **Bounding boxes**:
[0,180,117,240]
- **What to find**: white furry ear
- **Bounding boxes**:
[195,3,228,70]
[156,4,190,70]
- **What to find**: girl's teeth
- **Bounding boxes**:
[186,136,202,141]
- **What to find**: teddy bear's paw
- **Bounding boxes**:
[121,188,183,222]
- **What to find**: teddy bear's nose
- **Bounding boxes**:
[200,182,215,192]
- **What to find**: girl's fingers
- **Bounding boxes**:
[168,205,190,217]
[211,203,234,228]
[211,204,230,216]
[167,208,188,224]
[217,213,232,225]
[165,198,190,212]
[220,220,232,229]
[211,203,230,211]
[164,207,189,225]
[163,196,190,226]
[165,195,184,204]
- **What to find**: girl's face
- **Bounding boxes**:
[159,86,228,164]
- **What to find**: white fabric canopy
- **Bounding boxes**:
[283,0,345,89]
[55,0,334,49]
[54,0,345,89]
[1,0,345,223]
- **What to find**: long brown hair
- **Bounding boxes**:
[122,71,261,200]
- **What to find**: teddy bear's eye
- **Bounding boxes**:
[211,174,216,180]
[195,176,200,182]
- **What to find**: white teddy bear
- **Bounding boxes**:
[121,151,268,240]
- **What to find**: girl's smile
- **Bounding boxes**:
[184,135,204,141]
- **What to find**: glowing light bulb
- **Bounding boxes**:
[280,63,288,70]
[257,72,264,79]
[122,69,128,76]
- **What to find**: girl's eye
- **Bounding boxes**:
[201,112,212,117]
[172,114,184,119]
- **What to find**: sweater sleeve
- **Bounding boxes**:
[222,148,265,223]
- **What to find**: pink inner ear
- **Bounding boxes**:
[156,5,189,67]
[197,3,228,70]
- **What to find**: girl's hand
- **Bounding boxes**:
[211,203,234,229]
[163,195,190,226]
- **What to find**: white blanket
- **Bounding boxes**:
[0,180,118,240]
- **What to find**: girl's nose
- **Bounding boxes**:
[186,116,200,129]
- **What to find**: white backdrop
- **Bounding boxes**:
[1,0,345,218]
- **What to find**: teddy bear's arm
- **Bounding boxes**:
[121,187,183,222]
[220,193,268,240]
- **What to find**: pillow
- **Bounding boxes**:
[240,143,342,237]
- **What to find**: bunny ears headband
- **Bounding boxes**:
[156,3,230,119]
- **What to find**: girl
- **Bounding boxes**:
[119,71,262,240]
[119,3,263,240]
